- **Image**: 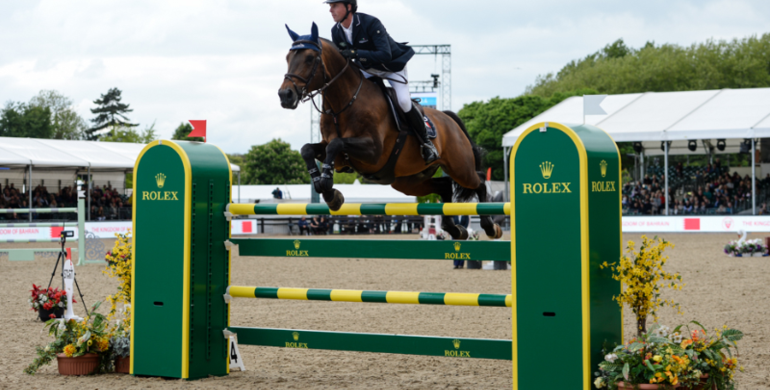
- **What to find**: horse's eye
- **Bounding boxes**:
[305,55,314,63]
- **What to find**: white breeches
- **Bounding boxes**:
[361,66,412,113]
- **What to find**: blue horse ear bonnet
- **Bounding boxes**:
[286,22,321,52]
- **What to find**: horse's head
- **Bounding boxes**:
[279,22,325,109]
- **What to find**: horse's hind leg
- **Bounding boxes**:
[473,179,504,239]
[391,176,468,240]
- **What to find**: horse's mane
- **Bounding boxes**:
[320,38,340,52]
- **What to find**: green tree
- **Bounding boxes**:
[0,102,53,138]
[601,38,632,59]
[101,123,158,143]
[242,139,309,184]
[458,89,597,180]
[526,33,770,97]
[29,90,86,140]
[171,122,204,142]
[88,87,137,140]
[226,153,244,167]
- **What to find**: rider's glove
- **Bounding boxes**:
[340,48,357,60]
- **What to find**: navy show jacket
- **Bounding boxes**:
[331,13,415,73]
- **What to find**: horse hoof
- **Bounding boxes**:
[325,189,345,211]
[490,224,503,239]
[445,225,468,240]
[456,226,469,240]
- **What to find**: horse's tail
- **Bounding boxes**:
[442,110,485,202]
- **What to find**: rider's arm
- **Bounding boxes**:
[355,17,393,65]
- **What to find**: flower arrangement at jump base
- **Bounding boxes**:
[594,322,744,390]
[24,302,113,375]
[29,284,72,321]
[723,239,766,257]
[596,236,746,389]
[103,230,132,371]
[601,236,683,336]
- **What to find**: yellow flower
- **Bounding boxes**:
[98,338,110,352]
[63,344,76,357]
[653,355,662,362]
[87,340,93,347]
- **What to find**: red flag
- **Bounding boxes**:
[486,167,492,181]
[188,120,207,142]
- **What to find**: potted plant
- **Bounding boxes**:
[601,235,683,336]
[25,302,113,376]
[674,321,743,390]
[29,284,73,322]
[723,241,741,257]
[744,239,766,257]
[594,324,703,389]
[111,334,130,373]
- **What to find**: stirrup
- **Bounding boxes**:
[421,143,439,164]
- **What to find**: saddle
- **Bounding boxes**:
[353,77,437,185]
[370,77,437,138]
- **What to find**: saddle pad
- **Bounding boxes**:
[423,115,437,139]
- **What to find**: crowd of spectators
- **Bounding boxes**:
[0,182,131,221]
[623,161,770,215]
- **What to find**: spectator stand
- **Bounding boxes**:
[622,164,770,216]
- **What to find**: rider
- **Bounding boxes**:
[325,0,439,164]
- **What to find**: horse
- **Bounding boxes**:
[278,23,502,240]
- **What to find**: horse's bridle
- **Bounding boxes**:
[283,40,364,123]
[283,40,325,102]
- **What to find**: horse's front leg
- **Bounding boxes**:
[300,142,327,194]
[316,137,378,211]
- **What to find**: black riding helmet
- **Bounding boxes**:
[323,0,357,13]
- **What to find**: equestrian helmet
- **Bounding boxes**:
[323,0,357,13]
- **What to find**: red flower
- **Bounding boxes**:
[49,313,56,319]
[43,302,53,310]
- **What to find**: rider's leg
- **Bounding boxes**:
[391,68,439,164]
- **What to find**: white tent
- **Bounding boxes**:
[500,88,770,215]
[0,137,240,171]
[0,137,240,220]
[503,88,770,146]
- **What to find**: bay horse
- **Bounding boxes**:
[278,23,502,239]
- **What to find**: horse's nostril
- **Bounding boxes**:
[279,89,294,101]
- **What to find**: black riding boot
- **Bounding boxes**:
[406,106,439,164]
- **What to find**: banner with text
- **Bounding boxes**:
[0,220,259,240]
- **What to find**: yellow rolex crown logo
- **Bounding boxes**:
[155,173,166,188]
[539,161,554,179]
[600,160,608,178]
[454,242,461,251]
[292,332,299,341]
[294,240,301,250]
[452,339,461,349]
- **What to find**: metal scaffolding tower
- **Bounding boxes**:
[411,44,451,110]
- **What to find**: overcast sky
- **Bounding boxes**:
[2,0,769,154]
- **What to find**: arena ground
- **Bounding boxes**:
[1,232,768,389]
